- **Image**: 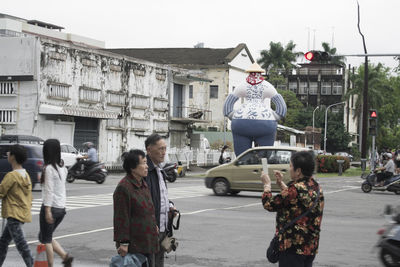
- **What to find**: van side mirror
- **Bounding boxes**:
[234,161,242,166]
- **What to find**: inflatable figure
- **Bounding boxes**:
[223,63,287,156]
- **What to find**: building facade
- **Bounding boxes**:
[0,14,209,166]
[107,44,255,133]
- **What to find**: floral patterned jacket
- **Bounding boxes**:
[262,177,324,255]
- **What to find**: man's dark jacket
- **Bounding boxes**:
[144,155,167,229]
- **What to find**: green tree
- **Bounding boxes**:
[324,110,352,152]
[275,90,304,129]
[257,41,302,77]
[321,42,346,66]
[345,63,388,120]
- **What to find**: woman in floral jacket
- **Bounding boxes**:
[261,151,324,267]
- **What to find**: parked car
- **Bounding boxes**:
[0,134,44,144]
[204,146,310,196]
[334,152,353,161]
[61,143,81,168]
[0,143,43,189]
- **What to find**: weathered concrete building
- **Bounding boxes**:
[107,44,255,132]
[0,13,209,166]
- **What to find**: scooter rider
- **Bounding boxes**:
[376,153,395,186]
[69,142,98,174]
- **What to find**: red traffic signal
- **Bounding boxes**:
[369,109,377,118]
[305,51,314,61]
[304,50,331,62]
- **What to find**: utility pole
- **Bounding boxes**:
[357,1,369,170]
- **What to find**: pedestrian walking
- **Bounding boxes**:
[144,134,177,267]
[38,139,73,267]
[0,144,34,266]
[112,149,159,267]
[261,151,324,267]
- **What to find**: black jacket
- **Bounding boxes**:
[144,155,167,228]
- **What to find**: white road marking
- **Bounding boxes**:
[6,184,360,247]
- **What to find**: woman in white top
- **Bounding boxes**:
[38,139,73,267]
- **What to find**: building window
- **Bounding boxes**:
[107,92,125,106]
[189,85,193,99]
[0,110,16,124]
[298,82,308,95]
[309,82,318,95]
[48,83,70,99]
[210,85,218,99]
[0,82,17,95]
[154,120,168,133]
[154,98,168,111]
[79,87,101,103]
[131,118,149,131]
[107,119,123,128]
[131,95,150,109]
[321,82,331,95]
[332,82,343,95]
[289,82,297,93]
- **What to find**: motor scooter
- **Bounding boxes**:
[162,162,178,182]
[361,171,400,194]
[67,158,108,184]
[376,205,400,267]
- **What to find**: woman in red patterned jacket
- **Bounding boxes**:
[113,149,159,266]
[261,151,324,267]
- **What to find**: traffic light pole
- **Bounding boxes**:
[371,135,376,170]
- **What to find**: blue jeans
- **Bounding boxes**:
[0,218,33,267]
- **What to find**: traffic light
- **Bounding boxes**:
[304,50,331,63]
[369,109,378,136]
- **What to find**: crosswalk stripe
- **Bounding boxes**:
[0,186,210,220]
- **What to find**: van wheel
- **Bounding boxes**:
[395,190,400,195]
[212,178,230,196]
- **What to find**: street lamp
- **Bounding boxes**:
[324,102,345,153]
[312,106,320,150]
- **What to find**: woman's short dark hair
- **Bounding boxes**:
[122,149,146,174]
[145,133,163,149]
[9,144,27,164]
[291,151,315,177]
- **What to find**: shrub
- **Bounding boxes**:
[316,155,350,173]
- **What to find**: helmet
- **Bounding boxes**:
[386,153,393,159]
[83,142,94,149]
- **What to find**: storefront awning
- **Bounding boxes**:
[39,103,119,119]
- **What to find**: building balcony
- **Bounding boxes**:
[170,106,211,123]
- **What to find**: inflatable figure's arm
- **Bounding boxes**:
[262,81,287,120]
[271,94,287,120]
[223,85,246,120]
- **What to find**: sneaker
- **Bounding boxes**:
[62,254,74,267]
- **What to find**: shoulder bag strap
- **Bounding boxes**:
[278,187,320,235]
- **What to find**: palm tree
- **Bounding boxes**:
[345,63,389,120]
[257,41,302,77]
[321,42,346,66]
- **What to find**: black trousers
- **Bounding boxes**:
[377,171,393,183]
[279,250,315,267]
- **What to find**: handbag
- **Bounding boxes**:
[266,188,320,263]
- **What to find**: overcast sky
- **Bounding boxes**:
[3,0,400,70]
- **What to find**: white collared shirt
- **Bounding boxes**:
[156,165,169,232]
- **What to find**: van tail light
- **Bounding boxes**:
[377,228,385,235]
[36,160,44,169]
[174,163,177,169]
